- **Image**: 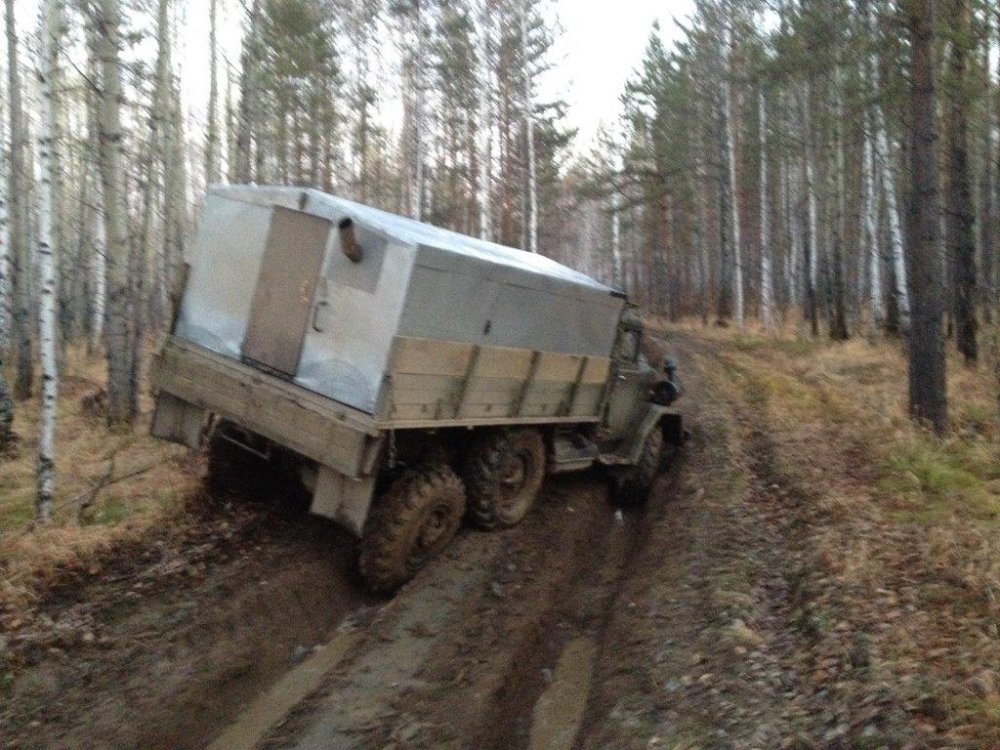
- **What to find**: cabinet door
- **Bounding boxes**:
[242,207,330,376]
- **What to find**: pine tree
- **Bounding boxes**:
[905,0,948,431]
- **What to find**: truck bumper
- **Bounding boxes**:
[150,336,384,534]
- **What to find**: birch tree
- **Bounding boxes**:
[205,0,221,185]
[234,0,262,183]
[862,115,881,335]
[0,105,9,353]
[94,0,136,427]
[0,41,11,442]
[6,0,32,399]
[476,0,493,240]
[865,4,909,334]
[521,0,537,253]
[724,16,744,332]
[35,0,63,520]
[759,88,772,331]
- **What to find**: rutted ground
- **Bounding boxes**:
[4,328,997,749]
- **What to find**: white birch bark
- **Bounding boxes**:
[759,89,772,331]
[863,116,882,334]
[873,121,909,332]
[803,84,819,322]
[783,151,800,309]
[522,0,537,253]
[6,0,32,400]
[204,0,221,186]
[144,0,170,330]
[96,0,134,426]
[867,6,909,332]
[410,2,426,221]
[0,124,9,350]
[36,0,62,521]
[806,158,818,297]
[476,0,493,241]
[90,190,106,350]
[724,19,744,331]
[611,188,623,289]
[697,161,710,324]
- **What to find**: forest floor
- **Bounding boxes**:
[2,326,1000,749]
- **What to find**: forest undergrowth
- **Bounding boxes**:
[668,318,1000,745]
[0,345,200,612]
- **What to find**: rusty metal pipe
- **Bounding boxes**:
[339,217,363,263]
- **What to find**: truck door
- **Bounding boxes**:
[242,207,331,376]
[603,327,652,441]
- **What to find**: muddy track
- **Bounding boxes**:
[3,443,683,750]
[6,329,883,750]
[2,495,382,750]
[257,462,685,750]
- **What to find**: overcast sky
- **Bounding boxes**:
[545,0,696,146]
[170,0,698,153]
[10,0,698,154]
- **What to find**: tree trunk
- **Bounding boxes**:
[6,0,32,400]
[235,0,262,183]
[521,0,537,254]
[95,0,135,428]
[36,0,63,521]
[0,106,9,356]
[945,0,977,364]
[0,0,14,449]
[873,105,910,334]
[905,0,948,432]
[978,26,994,324]
[411,2,426,221]
[759,89,772,331]
[724,19,744,332]
[477,0,493,241]
[863,117,882,335]
[804,86,819,337]
[205,0,221,186]
[829,89,849,341]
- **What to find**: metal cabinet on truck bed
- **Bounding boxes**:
[151,186,682,590]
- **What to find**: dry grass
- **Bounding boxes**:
[0,344,200,607]
[664,317,1000,745]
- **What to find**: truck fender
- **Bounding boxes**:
[622,406,684,464]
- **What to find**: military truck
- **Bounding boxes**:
[150,186,682,590]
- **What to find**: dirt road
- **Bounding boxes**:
[3,332,923,749]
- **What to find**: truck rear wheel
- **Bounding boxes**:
[359,464,466,591]
[611,426,663,507]
[462,428,546,530]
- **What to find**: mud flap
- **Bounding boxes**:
[312,467,377,537]
[151,393,208,450]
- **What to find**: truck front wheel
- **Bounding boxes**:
[462,428,546,530]
[359,464,466,591]
[611,426,663,507]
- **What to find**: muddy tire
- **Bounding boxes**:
[359,464,466,591]
[611,426,664,507]
[461,429,546,530]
